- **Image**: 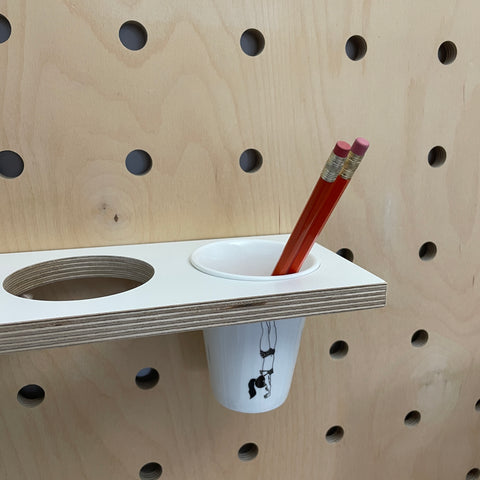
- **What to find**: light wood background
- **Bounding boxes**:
[1,1,480,479]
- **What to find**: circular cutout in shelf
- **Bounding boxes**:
[191,238,320,281]
[3,256,154,301]
[17,384,45,408]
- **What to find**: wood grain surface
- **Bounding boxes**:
[0,0,479,479]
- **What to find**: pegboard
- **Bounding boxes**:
[1,1,480,479]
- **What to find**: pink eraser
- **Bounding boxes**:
[333,141,351,158]
[351,137,370,156]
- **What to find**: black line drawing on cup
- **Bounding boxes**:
[248,321,277,399]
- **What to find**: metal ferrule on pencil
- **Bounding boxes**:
[340,152,362,180]
[320,154,347,183]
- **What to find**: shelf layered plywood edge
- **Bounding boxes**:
[0,235,386,354]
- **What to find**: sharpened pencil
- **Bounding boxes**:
[287,137,370,273]
[272,141,351,276]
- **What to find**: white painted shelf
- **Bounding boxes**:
[0,235,386,353]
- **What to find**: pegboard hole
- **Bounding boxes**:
[139,462,162,480]
[17,384,45,408]
[325,426,344,443]
[428,146,447,167]
[0,150,24,178]
[240,29,265,56]
[238,443,259,461]
[135,368,160,390]
[438,41,457,65]
[329,340,349,359]
[411,329,429,347]
[466,469,480,480]
[119,21,148,51]
[126,150,153,175]
[336,248,354,262]
[239,149,263,173]
[345,35,367,61]
[404,410,421,426]
[0,14,11,43]
[419,242,437,261]
[475,399,480,412]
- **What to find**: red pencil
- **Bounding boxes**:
[287,137,370,273]
[272,141,351,276]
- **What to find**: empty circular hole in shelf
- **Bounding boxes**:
[329,340,349,359]
[3,256,154,301]
[0,150,24,178]
[126,149,152,175]
[475,399,480,412]
[428,146,447,167]
[411,329,429,347]
[467,469,480,480]
[239,149,263,173]
[345,35,367,61]
[139,462,163,480]
[325,425,344,443]
[336,248,354,262]
[119,21,148,51]
[20,278,144,301]
[438,41,457,65]
[419,242,437,261]
[404,410,421,426]
[17,384,45,408]
[238,443,259,461]
[240,29,265,56]
[135,367,160,390]
[0,14,11,43]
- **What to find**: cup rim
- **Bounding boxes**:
[190,238,320,281]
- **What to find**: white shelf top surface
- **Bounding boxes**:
[0,234,386,326]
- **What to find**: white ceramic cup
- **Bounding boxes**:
[190,238,320,413]
[203,317,305,413]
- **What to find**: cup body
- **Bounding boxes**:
[203,317,305,413]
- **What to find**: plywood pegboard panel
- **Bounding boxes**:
[4,0,475,254]
[1,0,480,479]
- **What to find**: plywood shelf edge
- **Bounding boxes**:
[0,235,387,353]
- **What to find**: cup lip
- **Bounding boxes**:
[190,239,320,281]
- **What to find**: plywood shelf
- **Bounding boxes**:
[0,234,386,354]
